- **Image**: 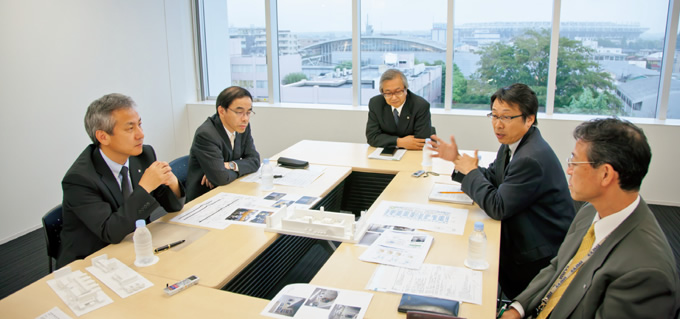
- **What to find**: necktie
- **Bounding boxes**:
[121,166,132,200]
[504,146,511,170]
[393,108,400,126]
[536,223,596,319]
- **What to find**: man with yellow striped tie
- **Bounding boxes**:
[500,118,678,319]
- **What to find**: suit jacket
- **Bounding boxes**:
[186,114,260,201]
[58,144,185,268]
[453,127,575,291]
[516,198,679,319]
[366,89,432,148]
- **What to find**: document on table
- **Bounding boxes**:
[171,192,320,229]
[241,165,326,187]
[262,283,373,319]
[428,183,474,205]
[359,230,433,269]
[368,201,468,235]
[366,264,483,305]
[35,307,73,319]
[368,147,407,161]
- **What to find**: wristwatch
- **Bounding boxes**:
[228,161,238,171]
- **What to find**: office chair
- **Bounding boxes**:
[41,204,63,273]
[170,155,190,188]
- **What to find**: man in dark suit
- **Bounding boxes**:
[430,83,575,299]
[186,86,260,201]
[366,69,432,150]
[58,93,185,268]
[501,118,678,319]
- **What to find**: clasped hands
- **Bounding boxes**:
[428,134,479,174]
[200,161,235,189]
[138,161,180,194]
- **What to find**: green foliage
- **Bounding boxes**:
[561,88,619,115]
[469,29,621,113]
[282,72,308,85]
[336,60,352,71]
[452,64,467,103]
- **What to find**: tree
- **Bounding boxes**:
[451,63,467,103]
[564,88,615,115]
[470,29,621,113]
[282,72,307,85]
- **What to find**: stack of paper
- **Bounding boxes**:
[428,183,474,205]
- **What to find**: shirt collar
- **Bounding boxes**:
[223,125,236,139]
[99,148,130,184]
[506,139,522,160]
[591,195,640,245]
[391,101,406,115]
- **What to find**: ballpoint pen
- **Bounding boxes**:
[497,304,507,318]
[439,191,465,194]
[154,239,186,253]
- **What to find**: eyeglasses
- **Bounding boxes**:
[566,154,594,168]
[227,108,256,118]
[382,89,406,99]
[487,113,523,123]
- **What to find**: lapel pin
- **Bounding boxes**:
[138,169,141,173]
[407,116,410,120]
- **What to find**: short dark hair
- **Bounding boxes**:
[490,83,539,126]
[216,86,253,112]
[84,93,135,145]
[573,117,651,191]
[379,69,409,92]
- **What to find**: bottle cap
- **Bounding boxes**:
[425,138,431,142]
[263,158,270,164]
[474,221,484,231]
[135,219,146,228]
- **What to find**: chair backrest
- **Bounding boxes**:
[42,204,63,272]
[170,155,190,188]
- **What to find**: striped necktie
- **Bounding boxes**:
[537,223,596,319]
[393,108,400,126]
[121,166,132,200]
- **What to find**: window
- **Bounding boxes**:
[227,0,268,100]
[452,0,552,111]
[556,0,671,118]
[277,0,352,104]
[196,0,679,121]
[360,0,447,107]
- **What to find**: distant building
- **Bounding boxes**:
[616,76,680,118]
[230,27,300,56]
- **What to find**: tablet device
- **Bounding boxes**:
[381,146,397,156]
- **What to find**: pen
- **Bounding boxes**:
[497,304,507,318]
[274,175,283,178]
[439,191,464,194]
[154,239,185,253]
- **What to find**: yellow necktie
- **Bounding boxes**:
[537,223,596,319]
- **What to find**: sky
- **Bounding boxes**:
[226,0,672,36]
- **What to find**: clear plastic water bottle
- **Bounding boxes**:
[133,219,159,267]
[464,221,489,270]
[422,138,433,167]
[261,158,274,191]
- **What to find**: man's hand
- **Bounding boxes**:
[500,307,521,319]
[453,150,479,174]
[138,161,174,193]
[396,135,426,150]
[429,134,461,162]
[201,175,215,189]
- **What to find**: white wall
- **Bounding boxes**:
[0,0,196,243]
[188,103,680,207]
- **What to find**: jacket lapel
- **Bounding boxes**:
[551,201,644,318]
[92,147,124,206]
[129,156,144,191]
[211,114,233,156]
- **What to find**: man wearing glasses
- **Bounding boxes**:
[501,118,678,319]
[186,86,260,201]
[366,69,432,150]
[430,83,575,299]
